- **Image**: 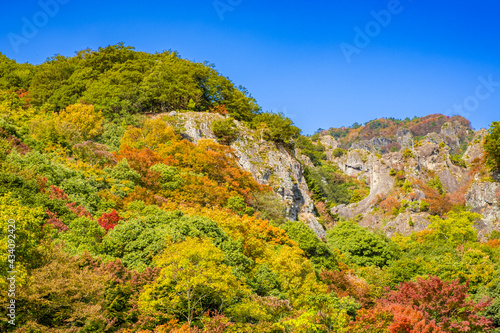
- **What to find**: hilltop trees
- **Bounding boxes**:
[19,44,262,121]
[250,112,300,144]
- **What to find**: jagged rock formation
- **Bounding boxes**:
[396,128,413,148]
[159,112,499,241]
[326,118,500,239]
[163,112,326,238]
[351,137,393,152]
[466,182,500,237]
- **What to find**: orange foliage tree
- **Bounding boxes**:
[350,304,444,333]
[379,196,399,215]
[413,179,466,216]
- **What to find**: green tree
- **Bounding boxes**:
[295,135,327,165]
[150,163,184,191]
[251,112,300,144]
[484,121,500,171]
[0,194,47,278]
[326,221,400,267]
[282,221,337,271]
[428,208,480,245]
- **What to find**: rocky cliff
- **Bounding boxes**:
[326,120,500,239]
[160,112,499,241]
[161,111,326,238]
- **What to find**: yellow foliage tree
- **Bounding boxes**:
[139,237,249,326]
[58,103,103,139]
[0,194,47,296]
[120,117,179,150]
[270,246,328,308]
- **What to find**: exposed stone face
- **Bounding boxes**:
[295,148,314,168]
[440,120,471,152]
[437,169,459,193]
[416,143,442,171]
[164,112,499,241]
[464,130,486,164]
[168,112,325,237]
[379,213,431,238]
[397,128,413,148]
[326,124,494,238]
[331,152,394,218]
[466,182,500,239]
[319,135,339,150]
[175,112,218,142]
[336,150,371,177]
[320,135,340,160]
[351,137,393,152]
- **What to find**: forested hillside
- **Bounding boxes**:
[1,45,500,332]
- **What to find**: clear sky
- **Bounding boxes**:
[1,0,499,134]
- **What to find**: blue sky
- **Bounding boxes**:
[1,0,499,134]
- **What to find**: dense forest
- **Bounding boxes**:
[1,45,500,332]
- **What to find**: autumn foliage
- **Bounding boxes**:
[98,209,122,231]
[1,47,499,332]
[321,269,372,307]
[381,276,493,332]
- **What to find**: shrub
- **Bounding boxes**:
[450,154,467,168]
[350,189,369,204]
[395,171,406,187]
[390,145,400,152]
[295,135,326,165]
[402,148,414,158]
[332,148,345,158]
[380,196,399,214]
[249,191,288,226]
[419,200,430,212]
[427,176,444,195]
[226,196,254,216]
[212,117,238,145]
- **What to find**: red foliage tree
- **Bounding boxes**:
[45,210,69,232]
[66,202,91,218]
[97,209,122,231]
[209,104,229,115]
[382,276,493,332]
[386,304,444,333]
[115,146,167,189]
[49,185,69,201]
[413,179,466,216]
